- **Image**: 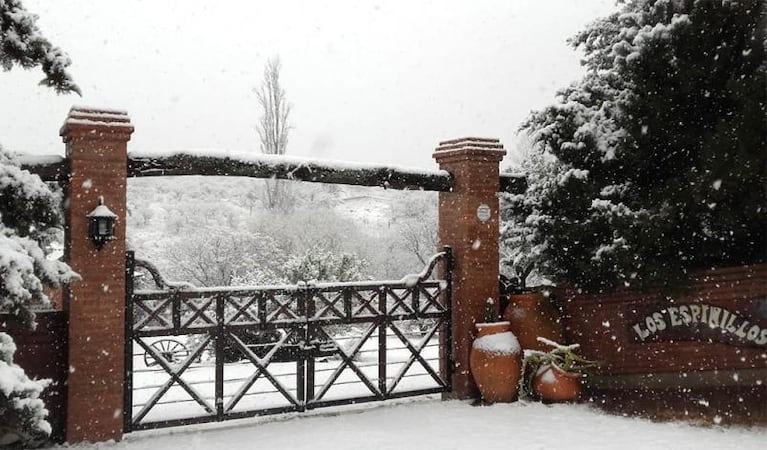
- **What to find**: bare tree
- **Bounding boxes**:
[163,229,285,287]
[255,56,292,210]
[391,194,438,268]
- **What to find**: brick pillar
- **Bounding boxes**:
[61,107,133,443]
[433,138,506,399]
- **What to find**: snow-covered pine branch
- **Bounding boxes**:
[0,0,79,94]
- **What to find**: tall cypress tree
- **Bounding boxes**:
[503,0,766,292]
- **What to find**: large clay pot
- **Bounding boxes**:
[469,321,522,403]
[503,291,564,352]
[532,364,582,402]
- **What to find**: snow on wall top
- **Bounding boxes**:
[62,106,133,129]
[69,105,129,116]
[434,137,506,153]
[16,154,64,166]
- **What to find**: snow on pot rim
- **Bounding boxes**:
[473,330,521,356]
[475,320,511,328]
[535,362,585,379]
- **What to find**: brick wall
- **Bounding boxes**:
[1,312,68,442]
[557,264,767,424]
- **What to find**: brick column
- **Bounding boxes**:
[434,138,505,399]
[61,107,133,443]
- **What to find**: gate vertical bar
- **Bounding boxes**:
[442,246,454,392]
[299,285,310,410]
[377,286,387,396]
[215,294,225,420]
[172,293,181,331]
[123,251,135,432]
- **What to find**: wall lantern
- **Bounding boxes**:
[87,196,117,249]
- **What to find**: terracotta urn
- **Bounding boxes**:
[469,321,522,403]
[502,291,564,352]
[532,363,582,402]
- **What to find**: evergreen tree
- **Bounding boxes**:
[503,0,766,291]
[0,149,76,446]
[1,0,78,444]
[1,0,79,94]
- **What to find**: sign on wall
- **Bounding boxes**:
[629,301,767,347]
[476,204,491,223]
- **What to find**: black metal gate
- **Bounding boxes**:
[124,248,452,431]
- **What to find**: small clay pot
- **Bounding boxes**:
[469,321,522,403]
[503,291,564,352]
[532,364,582,402]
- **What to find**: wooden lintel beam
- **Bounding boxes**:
[19,158,67,184]
[128,154,455,192]
[499,173,527,194]
[19,153,528,194]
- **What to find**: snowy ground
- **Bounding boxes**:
[68,397,765,450]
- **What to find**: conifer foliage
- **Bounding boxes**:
[1,0,78,445]
[503,0,766,291]
[0,0,78,94]
[0,150,76,446]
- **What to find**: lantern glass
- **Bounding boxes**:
[98,218,109,235]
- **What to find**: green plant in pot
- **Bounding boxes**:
[522,337,599,403]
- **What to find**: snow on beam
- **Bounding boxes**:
[499,173,527,194]
[17,151,528,194]
[127,151,455,192]
[18,154,66,182]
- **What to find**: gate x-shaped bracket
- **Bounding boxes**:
[133,335,213,425]
[224,330,300,412]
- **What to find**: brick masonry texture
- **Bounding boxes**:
[61,108,133,443]
[434,138,506,399]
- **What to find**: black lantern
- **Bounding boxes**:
[87,196,117,249]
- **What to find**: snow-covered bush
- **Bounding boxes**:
[1,1,78,444]
[0,151,73,320]
[0,333,51,447]
[162,227,285,287]
[283,245,369,284]
[503,0,766,292]
[0,149,76,446]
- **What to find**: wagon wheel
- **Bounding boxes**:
[144,339,191,367]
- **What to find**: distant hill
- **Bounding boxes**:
[126,176,437,284]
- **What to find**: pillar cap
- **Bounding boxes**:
[60,106,134,142]
[433,137,506,164]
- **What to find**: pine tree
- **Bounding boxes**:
[0,149,76,446]
[1,0,79,94]
[503,0,766,292]
[1,0,78,444]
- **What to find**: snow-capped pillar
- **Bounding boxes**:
[433,138,506,400]
[60,107,133,443]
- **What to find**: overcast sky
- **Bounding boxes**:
[0,0,617,170]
